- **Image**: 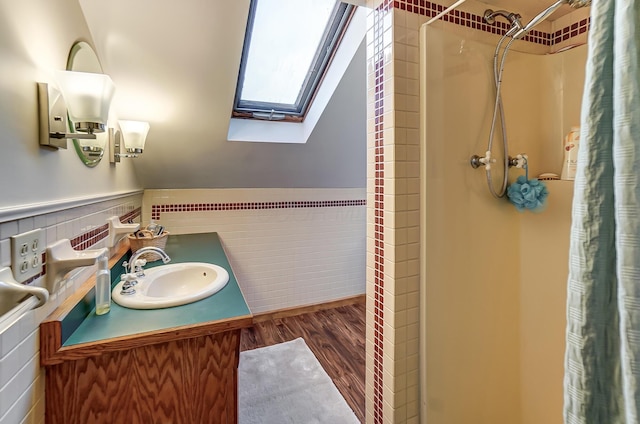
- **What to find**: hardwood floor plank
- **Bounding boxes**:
[240,303,365,423]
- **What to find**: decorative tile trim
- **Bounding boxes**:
[150,200,367,221]
[385,0,590,46]
[34,208,141,284]
[70,225,108,251]
[552,17,589,44]
[372,7,386,424]
[69,208,141,251]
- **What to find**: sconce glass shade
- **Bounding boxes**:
[54,71,115,133]
[119,120,150,153]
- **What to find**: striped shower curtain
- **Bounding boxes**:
[563,0,640,423]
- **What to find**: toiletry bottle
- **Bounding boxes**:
[561,126,580,180]
[95,253,111,315]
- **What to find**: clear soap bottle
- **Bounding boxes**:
[95,253,111,315]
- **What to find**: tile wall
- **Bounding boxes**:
[0,192,142,424]
[143,188,366,314]
[366,2,423,422]
[364,1,590,423]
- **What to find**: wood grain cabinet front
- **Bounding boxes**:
[44,330,241,424]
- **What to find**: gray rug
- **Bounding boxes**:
[238,338,360,424]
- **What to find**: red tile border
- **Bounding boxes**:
[368,2,589,422]
[69,207,141,251]
[389,0,590,46]
[150,200,366,221]
[372,6,386,424]
[31,207,141,282]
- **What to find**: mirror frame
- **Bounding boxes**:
[65,41,106,168]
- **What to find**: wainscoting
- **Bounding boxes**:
[143,188,366,313]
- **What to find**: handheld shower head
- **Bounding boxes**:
[483,9,523,36]
[513,0,592,39]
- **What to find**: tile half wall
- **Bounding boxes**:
[143,188,366,314]
[0,192,142,424]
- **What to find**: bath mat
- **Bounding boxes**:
[238,337,360,424]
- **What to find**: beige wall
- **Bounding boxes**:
[420,18,586,424]
[421,25,523,423]
[519,181,574,424]
[518,47,586,424]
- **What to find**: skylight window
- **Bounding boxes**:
[233,0,354,121]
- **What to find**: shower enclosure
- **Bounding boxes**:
[419,21,587,424]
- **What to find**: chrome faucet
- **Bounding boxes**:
[124,246,171,276]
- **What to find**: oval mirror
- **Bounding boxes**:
[66,41,107,167]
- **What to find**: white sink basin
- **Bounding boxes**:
[112,262,229,309]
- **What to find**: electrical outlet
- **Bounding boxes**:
[10,228,44,283]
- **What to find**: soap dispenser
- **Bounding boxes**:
[95,253,111,315]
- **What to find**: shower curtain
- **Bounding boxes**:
[564,0,640,423]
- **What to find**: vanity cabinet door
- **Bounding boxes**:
[45,330,240,424]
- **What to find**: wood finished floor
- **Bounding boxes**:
[240,302,366,423]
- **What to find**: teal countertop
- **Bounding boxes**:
[63,233,251,347]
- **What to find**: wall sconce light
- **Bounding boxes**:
[109,120,150,163]
[37,71,115,150]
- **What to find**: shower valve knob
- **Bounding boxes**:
[509,154,528,168]
[470,151,496,170]
[480,151,494,170]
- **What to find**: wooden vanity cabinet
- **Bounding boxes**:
[39,234,252,424]
[40,324,245,424]
[42,327,244,424]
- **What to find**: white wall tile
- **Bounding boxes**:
[0,193,142,424]
[144,189,366,314]
[0,372,43,424]
[17,219,34,234]
[0,352,38,415]
[0,222,18,240]
[0,330,37,388]
[0,240,9,268]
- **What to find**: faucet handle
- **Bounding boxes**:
[120,273,138,286]
[120,273,139,295]
[133,258,147,277]
[120,282,136,295]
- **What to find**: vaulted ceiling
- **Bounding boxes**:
[76,0,579,189]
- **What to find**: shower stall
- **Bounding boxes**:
[419,12,588,424]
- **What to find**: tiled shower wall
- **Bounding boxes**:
[364,1,590,423]
[0,192,142,424]
[143,188,366,314]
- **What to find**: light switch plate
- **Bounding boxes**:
[10,228,44,283]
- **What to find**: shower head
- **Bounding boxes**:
[483,9,523,36]
[484,9,522,26]
[513,0,592,39]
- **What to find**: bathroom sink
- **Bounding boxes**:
[112,262,229,309]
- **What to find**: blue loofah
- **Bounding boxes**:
[507,175,549,212]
